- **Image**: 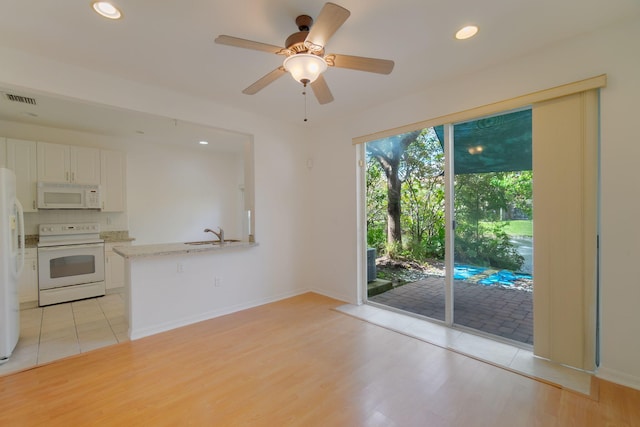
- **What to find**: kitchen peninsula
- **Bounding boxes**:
[114,240,258,340]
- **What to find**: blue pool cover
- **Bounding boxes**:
[454,264,532,286]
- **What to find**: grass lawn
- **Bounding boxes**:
[482,220,532,237]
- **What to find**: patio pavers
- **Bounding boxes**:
[369,276,533,344]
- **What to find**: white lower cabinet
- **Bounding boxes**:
[0,137,6,167]
[105,242,129,290]
[18,248,38,304]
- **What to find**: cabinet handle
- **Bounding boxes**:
[72,172,75,182]
[32,200,36,210]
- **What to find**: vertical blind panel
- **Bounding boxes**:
[532,90,598,371]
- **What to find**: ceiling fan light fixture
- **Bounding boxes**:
[283,54,327,85]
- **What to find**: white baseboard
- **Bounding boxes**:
[308,287,353,304]
[129,288,309,340]
[597,366,640,391]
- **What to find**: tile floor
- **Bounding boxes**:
[0,292,127,377]
[336,302,593,396]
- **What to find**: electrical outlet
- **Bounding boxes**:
[214,277,221,287]
[177,263,184,273]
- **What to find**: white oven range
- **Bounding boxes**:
[37,223,105,306]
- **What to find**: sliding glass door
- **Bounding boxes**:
[364,109,534,345]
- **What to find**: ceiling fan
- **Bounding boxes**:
[215,2,394,105]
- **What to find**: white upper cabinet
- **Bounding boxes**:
[72,146,102,184]
[100,149,126,212]
[37,142,101,185]
[6,138,38,212]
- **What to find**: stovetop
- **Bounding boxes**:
[38,223,104,247]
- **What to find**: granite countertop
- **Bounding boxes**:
[24,235,39,249]
[113,240,258,259]
[101,231,136,243]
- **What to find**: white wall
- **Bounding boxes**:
[308,16,640,390]
[124,141,244,245]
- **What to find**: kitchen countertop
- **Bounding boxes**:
[24,235,38,249]
[101,231,136,243]
[113,240,258,259]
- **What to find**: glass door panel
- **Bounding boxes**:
[365,128,446,321]
[451,109,534,344]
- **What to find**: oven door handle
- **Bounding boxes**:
[38,243,105,252]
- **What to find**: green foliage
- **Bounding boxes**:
[367,224,387,254]
[366,156,388,254]
[366,126,531,271]
[453,171,529,270]
[481,220,532,237]
[454,221,524,271]
[400,129,446,259]
[366,128,447,260]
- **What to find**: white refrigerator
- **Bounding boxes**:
[0,167,24,363]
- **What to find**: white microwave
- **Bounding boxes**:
[37,182,101,210]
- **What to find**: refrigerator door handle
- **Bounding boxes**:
[15,199,25,276]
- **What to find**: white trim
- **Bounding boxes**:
[356,143,367,305]
[444,124,454,325]
[597,367,640,392]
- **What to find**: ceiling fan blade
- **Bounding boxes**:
[242,67,287,95]
[310,74,334,104]
[304,3,350,52]
[215,35,286,55]
[325,53,394,74]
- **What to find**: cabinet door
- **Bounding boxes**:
[6,139,38,212]
[71,146,101,184]
[37,142,70,183]
[100,149,126,211]
[105,243,128,290]
[0,137,6,167]
[18,250,38,304]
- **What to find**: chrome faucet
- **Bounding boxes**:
[204,227,224,243]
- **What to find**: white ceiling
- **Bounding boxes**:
[1,0,639,139]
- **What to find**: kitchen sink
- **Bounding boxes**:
[184,239,241,245]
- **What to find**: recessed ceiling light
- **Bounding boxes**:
[455,25,478,40]
[92,1,123,20]
[199,141,209,145]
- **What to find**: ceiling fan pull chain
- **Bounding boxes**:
[303,86,308,122]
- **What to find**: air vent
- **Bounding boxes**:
[4,93,37,105]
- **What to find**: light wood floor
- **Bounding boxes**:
[1,293,638,426]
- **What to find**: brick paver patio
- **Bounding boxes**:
[369,276,533,344]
